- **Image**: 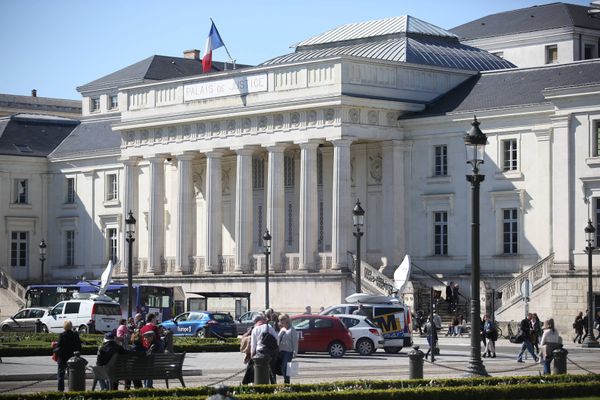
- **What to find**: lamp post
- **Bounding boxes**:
[583,220,599,347]
[464,116,488,376]
[263,229,272,310]
[39,239,47,284]
[353,199,365,293]
[125,210,136,319]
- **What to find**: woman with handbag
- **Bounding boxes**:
[482,315,497,358]
[277,314,299,384]
[540,318,562,375]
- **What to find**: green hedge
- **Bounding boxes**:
[0,333,240,356]
[1,374,599,400]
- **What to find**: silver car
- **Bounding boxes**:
[1,307,50,332]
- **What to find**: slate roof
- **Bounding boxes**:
[416,59,600,117]
[294,15,458,48]
[0,93,81,117]
[263,15,515,71]
[0,114,79,157]
[77,56,252,94]
[49,117,121,160]
[451,2,600,40]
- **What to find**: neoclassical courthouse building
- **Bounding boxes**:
[2,3,600,328]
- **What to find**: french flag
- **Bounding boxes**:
[202,21,225,73]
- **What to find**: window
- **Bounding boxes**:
[594,121,600,157]
[90,97,100,112]
[109,95,118,110]
[284,154,295,187]
[433,211,448,256]
[106,174,118,201]
[64,302,81,314]
[66,178,75,203]
[107,228,118,264]
[502,139,518,171]
[252,157,264,189]
[13,179,28,204]
[584,44,596,60]
[10,231,28,267]
[434,145,448,176]
[502,209,518,254]
[546,45,558,64]
[65,230,75,266]
[13,144,32,153]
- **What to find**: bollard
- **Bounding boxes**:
[67,351,88,392]
[34,319,43,334]
[408,346,425,379]
[253,355,271,385]
[552,347,568,375]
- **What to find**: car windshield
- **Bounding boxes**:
[292,318,310,330]
[188,313,203,321]
[212,313,234,322]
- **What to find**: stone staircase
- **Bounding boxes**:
[0,268,27,319]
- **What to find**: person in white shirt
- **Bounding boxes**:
[540,318,562,375]
[277,314,299,384]
[250,313,279,384]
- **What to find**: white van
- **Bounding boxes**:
[40,295,121,334]
[321,300,412,353]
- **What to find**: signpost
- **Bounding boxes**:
[520,278,533,317]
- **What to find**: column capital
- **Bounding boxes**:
[173,151,197,161]
[144,153,170,162]
[296,139,321,150]
[381,140,412,152]
[263,143,288,153]
[119,156,142,165]
[204,149,225,158]
[330,137,354,147]
[233,147,255,156]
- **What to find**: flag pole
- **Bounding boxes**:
[210,18,236,69]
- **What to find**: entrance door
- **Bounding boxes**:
[10,231,29,280]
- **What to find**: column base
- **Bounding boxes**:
[462,359,489,377]
[297,265,313,273]
[581,338,600,348]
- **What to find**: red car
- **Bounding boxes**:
[291,314,354,358]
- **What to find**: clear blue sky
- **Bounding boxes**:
[0,0,591,100]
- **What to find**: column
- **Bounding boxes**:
[147,155,166,274]
[381,141,407,267]
[205,150,224,273]
[121,158,139,274]
[331,139,353,270]
[234,148,254,273]
[298,141,319,271]
[551,115,572,269]
[175,152,195,274]
[265,144,286,271]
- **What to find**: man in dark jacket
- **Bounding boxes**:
[97,332,127,390]
[54,320,82,392]
[516,313,538,363]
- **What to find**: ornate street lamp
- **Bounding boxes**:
[464,116,489,376]
[353,199,365,293]
[263,229,272,309]
[583,220,599,347]
[125,210,136,319]
[39,239,47,284]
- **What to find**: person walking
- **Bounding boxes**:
[517,313,538,363]
[452,283,460,311]
[581,311,590,342]
[482,315,497,358]
[595,311,600,341]
[531,313,542,354]
[446,282,454,312]
[540,318,562,375]
[250,313,279,384]
[54,320,82,392]
[277,314,299,384]
[573,311,584,343]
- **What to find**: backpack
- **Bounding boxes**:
[259,330,278,356]
[51,340,59,362]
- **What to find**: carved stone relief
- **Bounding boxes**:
[242,118,252,132]
[258,116,268,131]
[307,110,317,126]
[291,112,300,127]
[222,167,231,195]
[211,122,220,136]
[141,130,149,143]
[368,152,382,185]
[182,125,191,138]
[349,108,360,123]
[227,120,236,134]
[168,126,177,141]
[192,165,205,197]
[197,123,206,137]
[368,110,378,125]
[274,114,284,129]
[386,112,397,126]
[325,108,335,123]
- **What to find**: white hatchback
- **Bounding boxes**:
[334,314,384,355]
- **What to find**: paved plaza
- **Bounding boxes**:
[1,336,599,394]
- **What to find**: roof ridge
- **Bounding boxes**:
[481,58,600,76]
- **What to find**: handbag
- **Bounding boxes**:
[286,361,299,377]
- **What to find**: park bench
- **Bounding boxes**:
[91,352,186,390]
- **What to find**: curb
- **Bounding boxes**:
[0,369,203,382]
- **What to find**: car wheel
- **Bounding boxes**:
[1,324,10,332]
[356,338,375,356]
[328,341,346,358]
[383,346,402,354]
[196,328,208,338]
[78,325,88,334]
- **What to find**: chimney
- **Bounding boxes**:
[183,49,200,60]
[31,89,37,97]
